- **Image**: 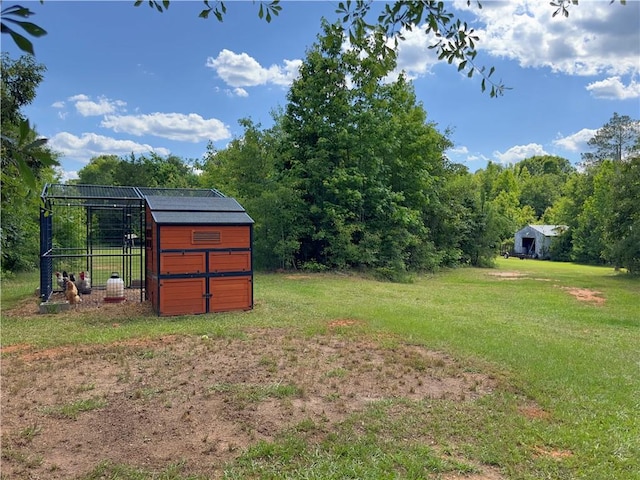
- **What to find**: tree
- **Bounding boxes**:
[571,161,614,264]
[76,153,200,187]
[0,52,58,191]
[604,158,640,274]
[581,113,640,167]
[277,21,461,274]
[198,119,308,270]
[1,53,58,273]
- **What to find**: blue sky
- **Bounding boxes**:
[3,0,639,182]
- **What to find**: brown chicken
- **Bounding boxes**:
[65,277,82,305]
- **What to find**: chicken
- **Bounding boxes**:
[74,271,92,294]
[65,276,82,305]
[55,271,70,290]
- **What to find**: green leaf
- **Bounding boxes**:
[258,3,264,19]
[16,157,37,191]
[4,19,47,37]
[1,24,35,54]
[19,119,31,142]
[1,5,33,18]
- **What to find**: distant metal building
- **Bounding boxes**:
[513,224,568,259]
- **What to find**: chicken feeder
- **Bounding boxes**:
[104,272,125,303]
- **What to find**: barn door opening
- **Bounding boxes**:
[522,237,536,255]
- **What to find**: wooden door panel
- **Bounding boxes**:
[209,276,252,313]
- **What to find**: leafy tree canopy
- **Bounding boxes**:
[0,52,58,191]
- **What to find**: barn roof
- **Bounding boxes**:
[518,225,568,237]
[146,196,254,225]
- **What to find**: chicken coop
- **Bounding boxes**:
[40,184,254,316]
[145,195,254,316]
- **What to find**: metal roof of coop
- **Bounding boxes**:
[146,196,254,225]
[42,184,225,206]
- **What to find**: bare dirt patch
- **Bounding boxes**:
[519,405,551,420]
[487,271,526,280]
[533,446,574,460]
[1,327,498,479]
[560,287,606,306]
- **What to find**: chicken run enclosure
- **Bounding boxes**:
[40,184,253,315]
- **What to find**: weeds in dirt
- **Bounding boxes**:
[72,383,96,394]
[81,460,206,480]
[1,444,43,469]
[40,397,107,419]
[19,424,42,442]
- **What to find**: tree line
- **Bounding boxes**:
[2,24,639,277]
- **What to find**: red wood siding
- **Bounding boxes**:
[160,226,250,250]
[210,251,251,273]
[210,276,252,312]
[160,252,206,274]
[159,278,206,316]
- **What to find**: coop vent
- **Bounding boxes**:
[192,230,221,244]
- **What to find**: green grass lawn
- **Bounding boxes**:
[2,259,639,479]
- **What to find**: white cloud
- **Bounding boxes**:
[233,87,249,97]
[553,128,597,152]
[69,94,127,117]
[206,49,302,88]
[68,94,89,102]
[48,132,170,162]
[493,143,548,164]
[454,0,640,77]
[51,101,65,108]
[467,154,490,163]
[392,26,441,79]
[101,112,231,143]
[586,76,640,100]
[448,146,469,155]
[446,145,490,167]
